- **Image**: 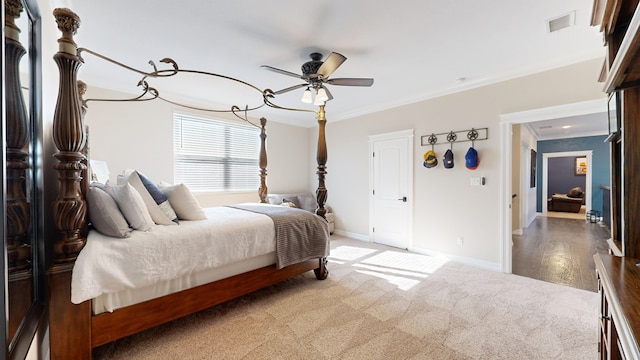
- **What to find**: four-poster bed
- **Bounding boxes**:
[47,8,332,359]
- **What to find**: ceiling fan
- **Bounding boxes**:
[261,52,374,105]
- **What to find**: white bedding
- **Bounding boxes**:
[92,252,277,314]
[71,205,277,306]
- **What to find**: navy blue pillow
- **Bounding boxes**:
[137,172,179,224]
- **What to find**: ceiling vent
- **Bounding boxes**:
[547,11,575,33]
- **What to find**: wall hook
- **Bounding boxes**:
[421,127,488,147]
[427,133,437,151]
[446,131,457,143]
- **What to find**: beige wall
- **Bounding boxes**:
[82,87,312,207]
[317,58,605,267]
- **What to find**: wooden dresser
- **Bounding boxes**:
[591,0,640,359]
[595,254,640,359]
[592,0,640,257]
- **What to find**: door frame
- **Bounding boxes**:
[542,150,592,214]
[499,99,606,273]
[514,141,530,236]
[368,129,414,248]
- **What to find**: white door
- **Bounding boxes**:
[370,130,413,249]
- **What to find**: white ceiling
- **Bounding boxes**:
[527,112,608,140]
[54,0,607,135]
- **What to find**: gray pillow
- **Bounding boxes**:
[296,193,318,212]
[87,186,131,238]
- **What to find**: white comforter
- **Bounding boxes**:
[71,205,276,304]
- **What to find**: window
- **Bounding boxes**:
[173,113,260,192]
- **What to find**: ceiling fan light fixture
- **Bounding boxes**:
[301,87,312,103]
[316,87,329,102]
[263,51,374,106]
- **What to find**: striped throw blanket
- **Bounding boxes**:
[228,204,330,269]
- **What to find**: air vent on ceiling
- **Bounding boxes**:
[539,125,553,129]
[547,11,575,33]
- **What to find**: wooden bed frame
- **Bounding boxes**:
[47,8,330,359]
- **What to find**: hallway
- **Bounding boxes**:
[512,216,610,292]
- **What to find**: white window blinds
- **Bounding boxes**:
[173,113,260,192]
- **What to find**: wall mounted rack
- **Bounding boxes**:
[421,127,488,147]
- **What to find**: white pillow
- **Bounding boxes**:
[160,183,206,220]
[106,183,154,231]
[118,170,177,225]
[86,186,131,238]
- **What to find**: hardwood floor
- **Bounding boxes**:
[512,216,611,292]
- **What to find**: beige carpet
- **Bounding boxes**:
[93,237,598,359]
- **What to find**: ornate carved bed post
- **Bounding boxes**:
[258,117,268,203]
[315,105,328,219]
[5,0,31,273]
[51,8,87,263]
[48,8,92,360]
[314,105,329,280]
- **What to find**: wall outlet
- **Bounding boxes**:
[457,236,464,245]
[470,177,481,186]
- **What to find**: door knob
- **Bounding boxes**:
[398,196,407,202]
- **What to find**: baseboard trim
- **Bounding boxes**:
[331,230,501,272]
[410,246,502,272]
[332,230,369,241]
[606,238,623,257]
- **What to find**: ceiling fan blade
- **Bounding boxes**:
[317,52,347,78]
[323,86,334,101]
[260,65,303,79]
[326,78,374,86]
[273,83,308,95]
